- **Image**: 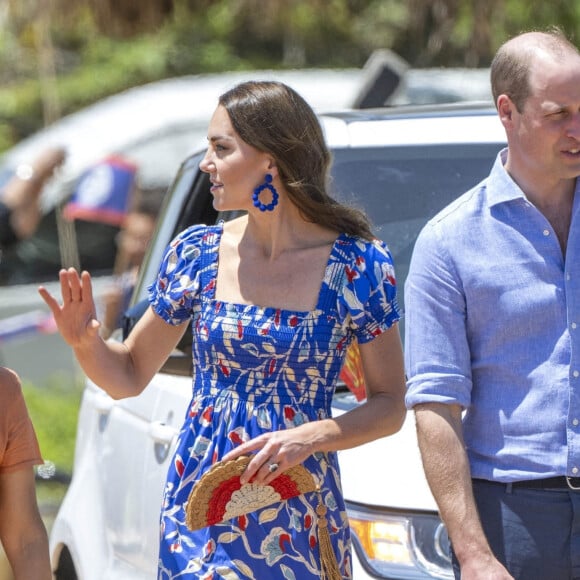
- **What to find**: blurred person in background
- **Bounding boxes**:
[0,147,66,250]
[0,366,52,579]
[99,200,158,339]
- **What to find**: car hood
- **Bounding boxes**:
[336,409,437,512]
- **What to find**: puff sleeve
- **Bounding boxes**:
[147,224,209,325]
[336,236,400,343]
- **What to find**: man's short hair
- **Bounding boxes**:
[490,28,579,112]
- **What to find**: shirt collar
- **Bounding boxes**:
[487,147,580,208]
[486,148,527,207]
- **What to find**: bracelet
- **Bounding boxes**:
[15,164,39,182]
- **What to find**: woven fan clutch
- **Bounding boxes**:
[186,455,317,531]
[185,455,342,580]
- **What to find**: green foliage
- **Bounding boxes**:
[0,79,45,142]
[2,0,580,153]
[21,378,83,475]
[0,124,16,153]
[0,31,180,147]
[353,0,407,58]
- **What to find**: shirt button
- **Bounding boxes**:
[574,419,579,426]
[543,229,550,236]
[574,467,579,475]
[575,370,580,378]
[573,323,578,330]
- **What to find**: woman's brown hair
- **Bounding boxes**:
[219,81,374,240]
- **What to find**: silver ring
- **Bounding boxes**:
[268,462,279,474]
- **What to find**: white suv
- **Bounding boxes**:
[49,103,506,580]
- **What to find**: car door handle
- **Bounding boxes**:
[148,421,177,444]
[149,421,178,464]
[94,392,114,414]
[93,393,114,432]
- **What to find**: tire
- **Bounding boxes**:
[53,547,78,580]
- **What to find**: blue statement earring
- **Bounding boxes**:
[252,174,279,212]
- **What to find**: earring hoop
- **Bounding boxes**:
[252,174,279,212]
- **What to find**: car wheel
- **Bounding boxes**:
[53,547,78,580]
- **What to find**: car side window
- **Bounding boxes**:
[0,208,120,285]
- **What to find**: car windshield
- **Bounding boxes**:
[330,143,503,336]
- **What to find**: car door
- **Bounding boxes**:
[104,152,216,573]
[139,372,192,570]
[96,384,162,575]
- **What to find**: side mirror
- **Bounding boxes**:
[351,49,409,109]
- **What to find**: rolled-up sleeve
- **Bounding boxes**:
[404,221,473,409]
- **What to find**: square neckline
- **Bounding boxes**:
[207,220,348,316]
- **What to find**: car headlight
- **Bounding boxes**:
[347,502,452,579]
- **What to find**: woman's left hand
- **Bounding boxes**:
[221,428,315,485]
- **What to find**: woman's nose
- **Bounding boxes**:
[199,150,213,173]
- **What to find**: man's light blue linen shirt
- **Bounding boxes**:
[405,149,580,482]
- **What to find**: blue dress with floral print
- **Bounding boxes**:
[148,222,399,580]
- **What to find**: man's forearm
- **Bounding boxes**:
[414,403,496,567]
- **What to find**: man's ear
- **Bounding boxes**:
[497,94,515,126]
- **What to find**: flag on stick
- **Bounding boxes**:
[63,155,137,225]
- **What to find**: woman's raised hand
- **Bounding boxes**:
[38,268,101,348]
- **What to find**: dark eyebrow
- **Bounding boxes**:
[208,134,233,143]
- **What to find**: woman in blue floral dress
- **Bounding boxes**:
[39,81,407,580]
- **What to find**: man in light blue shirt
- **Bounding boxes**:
[405,29,580,580]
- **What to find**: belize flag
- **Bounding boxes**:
[63,155,137,225]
